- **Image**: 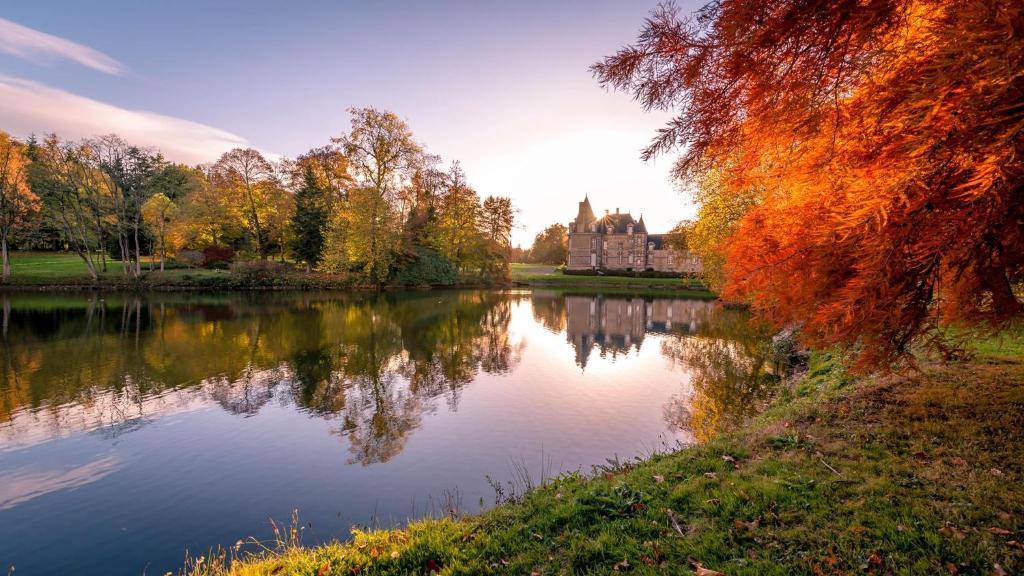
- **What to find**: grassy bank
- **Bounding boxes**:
[181,331,1024,575]
[0,252,499,291]
[511,264,714,297]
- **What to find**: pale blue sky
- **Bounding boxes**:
[0,1,701,245]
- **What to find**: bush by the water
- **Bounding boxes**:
[201,246,236,269]
[390,248,457,287]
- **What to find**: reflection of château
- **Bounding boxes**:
[564,295,713,368]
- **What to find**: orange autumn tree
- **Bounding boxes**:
[595,0,1023,368]
[0,131,40,279]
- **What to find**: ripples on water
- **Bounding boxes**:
[0,290,780,575]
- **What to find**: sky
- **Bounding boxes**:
[0,0,701,247]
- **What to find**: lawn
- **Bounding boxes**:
[180,331,1024,575]
[510,263,713,294]
[2,251,233,288]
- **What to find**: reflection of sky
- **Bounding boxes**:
[0,293,701,576]
[0,456,119,510]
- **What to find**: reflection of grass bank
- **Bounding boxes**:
[540,286,717,299]
[185,331,1024,575]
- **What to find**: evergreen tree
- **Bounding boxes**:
[289,165,328,271]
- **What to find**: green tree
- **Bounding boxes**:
[529,223,568,265]
[327,108,424,282]
[425,163,481,272]
[141,193,176,271]
[93,135,164,277]
[289,165,329,271]
[477,195,514,277]
[210,148,286,260]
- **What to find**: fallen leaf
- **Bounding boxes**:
[734,518,760,531]
[694,563,726,576]
[868,552,883,566]
[945,562,959,574]
[988,527,1011,536]
[1006,540,1024,550]
[704,472,718,479]
[949,457,967,466]
[990,468,1004,476]
[993,563,1007,576]
[722,455,736,463]
[997,511,1011,521]
[940,525,968,541]
[318,563,330,576]
[653,475,665,483]
[847,525,868,535]
[613,558,630,571]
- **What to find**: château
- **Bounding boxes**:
[566,196,702,274]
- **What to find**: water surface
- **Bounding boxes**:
[0,290,776,575]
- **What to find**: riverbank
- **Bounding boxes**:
[181,330,1024,575]
[0,255,717,296]
[511,263,715,297]
[0,252,509,292]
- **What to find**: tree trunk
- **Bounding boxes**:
[1,233,9,279]
[990,269,1022,317]
[133,222,142,277]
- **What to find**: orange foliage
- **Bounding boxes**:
[0,131,40,259]
[596,0,1023,367]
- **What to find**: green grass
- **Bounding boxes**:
[2,251,221,283]
[0,251,352,290]
[181,332,1024,575]
[511,263,713,295]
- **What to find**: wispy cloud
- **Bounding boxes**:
[0,75,252,164]
[0,17,126,75]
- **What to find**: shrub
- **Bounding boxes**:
[176,250,203,269]
[391,247,457,286]
[229,259,293,278]
[201,246,235,269]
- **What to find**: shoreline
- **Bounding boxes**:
[176,336,1024,575]
[0,273,717,297]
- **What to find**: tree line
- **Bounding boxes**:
[0,107,515,285]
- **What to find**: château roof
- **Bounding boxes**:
[647,234,665,249]
[595,212,638,234]
[635,215,648,234]
[576,196,596,224]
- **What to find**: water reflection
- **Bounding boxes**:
[660,306,782,442]
[0,292,524,464]
[0,292,780,457]
[0,290,786,576]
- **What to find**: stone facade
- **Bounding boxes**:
[566,197,702,274]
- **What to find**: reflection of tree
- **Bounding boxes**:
[208,367,282,417]
[529,290,566,333]
[0,291,522,465]
[661,307,779,443]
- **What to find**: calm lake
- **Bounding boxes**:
[0,290,778,575]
